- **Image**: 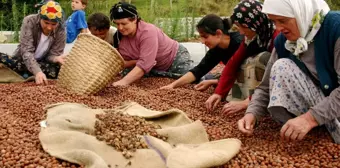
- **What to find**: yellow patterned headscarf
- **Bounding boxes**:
[39,1,63,23]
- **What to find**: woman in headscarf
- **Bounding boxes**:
[109,2,194,86]
[238,0,340,143]
[160,14,243,91]
[205,0,280,114]
[0,1,66,85]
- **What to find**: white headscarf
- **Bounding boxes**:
[262,0,330,56]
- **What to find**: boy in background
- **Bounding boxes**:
[66,0,89,43]
[87,12,117,46]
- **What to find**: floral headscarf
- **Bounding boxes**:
[39,1,63,23]
[262,0,330,56]
[231,0,275,50]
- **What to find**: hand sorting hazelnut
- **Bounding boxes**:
[0,78,339,168]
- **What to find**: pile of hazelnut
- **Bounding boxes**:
[94,112,167,159]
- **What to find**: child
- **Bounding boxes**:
[87,13,117,45]
[66,0,89,43]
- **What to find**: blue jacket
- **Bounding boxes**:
[66,10,88,43]
[274,11,340,96]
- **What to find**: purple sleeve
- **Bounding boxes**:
[135,29,158,73]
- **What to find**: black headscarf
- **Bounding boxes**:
[231,0,275,55]
[110,2,139,48]
[110,2,138,20]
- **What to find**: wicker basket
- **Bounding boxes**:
[57,33,124,95]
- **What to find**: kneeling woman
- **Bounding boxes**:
[205,0,280,115]
[160,14,242,91]
[110,2,194,86]
[0,1,66,84]
[239,0,340,143]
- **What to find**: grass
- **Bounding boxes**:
[1,0,340,42]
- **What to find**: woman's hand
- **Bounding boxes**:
[112,80,129,87]
[114,66,144,86]
[160,72,197,90]
[194,80,217,91]
[238,113,256,136]
[280,112,318,142]
[53,54,67,65]
[35,72,48,85]
[205,93,222,112]
[160,84,175,90]
[221,98,249,116]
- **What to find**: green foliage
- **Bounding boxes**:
[1,0,340,42]
[0,14,3,31]
[11,0,20,41]
[326,0,340,10]
[0,0,37,31]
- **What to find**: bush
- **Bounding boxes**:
[1,0,340,42]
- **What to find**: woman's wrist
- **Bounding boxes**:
[302,111,319,128]
[210,79,219,85]
[169,82,177,88]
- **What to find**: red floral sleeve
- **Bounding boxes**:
[214,41,247,96]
